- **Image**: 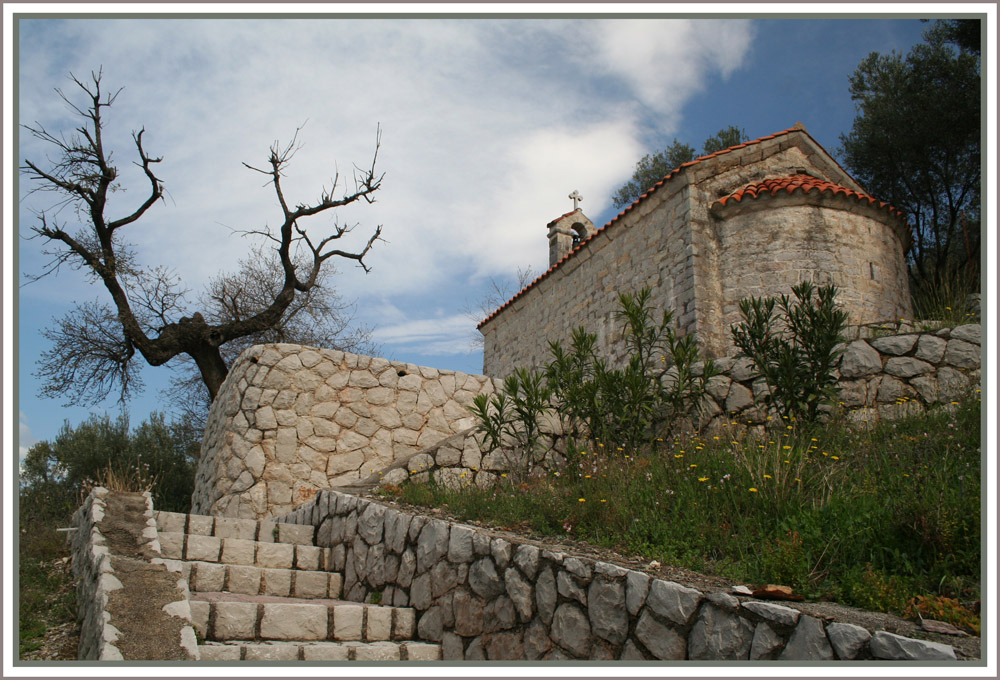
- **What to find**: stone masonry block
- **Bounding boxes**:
[353,641,401,661]
[199,644,241,661]
[333,604,364,641]
[277,523,315,545]
[394,608,416,640]
[157,532,184,560]
[192,562,226,592]
[155,511,187,533]
[220,538,256,565]
[188,600,210,638]
[261,568,292,597]
[211,601,257,641]
[366,606,393,641]
[294,571,330,599]
[261,603,328,641]
[214,517,258,540]
[295,544,323,571]
[243,644,300,661]
[302,643,350,661]
[257,543,294,569]
[405,642,441,660]
[225,565,262,595]
[185,535,222,563]
[187,514,215,536]
[329,572,343,599]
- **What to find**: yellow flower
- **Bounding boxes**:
[578,498,586,503]
[585,475,592,479]
[794,478,801,483]
[690,464,698,468]
[811,438,818,442]
[698,477,709,482]
[831,456,840,461]
[749,487,758,493]
[675,454,684,459]
[501,473,507,478]
[601,499,607,503]
[782,445,792,450]
[784,460,790,464]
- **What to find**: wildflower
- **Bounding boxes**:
[584,475,591,479]
[763,474,772,479]
[690,464,698,468]
[713,436,720,440]
[794,478,801,483]
[822,452,829,456]
[903,473,910,477]
[811,438,818,442]
[782,445,792,450]
[831,456,840,461]
[749,487,758,493]
[784,460,790,464]
[501,473,507,478]
[674,454,684,459]
[578,498,586,503]
[786,425,794,430]
[698,477,709,483]
[600,499,607,503]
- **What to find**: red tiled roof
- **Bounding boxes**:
[715,174,906,219]
[547,209,583,227]
[477,125,889,330]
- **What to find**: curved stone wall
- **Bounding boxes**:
[192,344,499,519]
[712,198,911,342]
[274,489,961,661]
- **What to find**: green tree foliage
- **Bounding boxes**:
[839,21,980,294]
[19,412,198,520]
[612,127,749,209]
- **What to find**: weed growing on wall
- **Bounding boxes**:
[471,287,716,470]
[731,282,848,424]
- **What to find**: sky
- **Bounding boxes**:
[8,7,968,458]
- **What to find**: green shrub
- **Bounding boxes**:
[731,282,848,424]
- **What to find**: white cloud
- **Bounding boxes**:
[19,411,38,464]
[16,15,755,366]
[373,313,477,356]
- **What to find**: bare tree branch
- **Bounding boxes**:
[22,69,385,405]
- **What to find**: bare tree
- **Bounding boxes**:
[23,69,384,406]
[464,266,536,349]
[164,245,380,432]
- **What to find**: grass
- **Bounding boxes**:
[386,394,982,628]
[18,512,77,658]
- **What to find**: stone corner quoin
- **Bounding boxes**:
[192,343,500,520]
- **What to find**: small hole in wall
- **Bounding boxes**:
[250,357,259,364]
[398,370,407,377]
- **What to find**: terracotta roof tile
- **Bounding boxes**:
[477,126,891,330]
[715,174,906,220]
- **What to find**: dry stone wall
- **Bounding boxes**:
[362,324,981,491]
[275,489,958,661]
[193,344,499,520]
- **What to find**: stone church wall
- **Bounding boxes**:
[192,344,499,519]
[480,130,906,377]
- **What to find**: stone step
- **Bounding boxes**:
[155,510,316,545]
[189,593,417,644]
[156,559,342,600]
[156,531,329,571]
[198,640,441,661]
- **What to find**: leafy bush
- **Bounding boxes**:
[472,288,715,466]
[731,282,848,424]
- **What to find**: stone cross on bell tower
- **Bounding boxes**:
[547,192,597,266]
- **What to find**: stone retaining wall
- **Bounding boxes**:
[196,324,980,513]
[275,489,958,661]
[69,488,199,660]
[193,344,499,520]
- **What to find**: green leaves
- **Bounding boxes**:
[731,282,847,424]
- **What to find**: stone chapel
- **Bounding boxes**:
[478,124,913,377]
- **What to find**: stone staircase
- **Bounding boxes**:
[153,510,441,661]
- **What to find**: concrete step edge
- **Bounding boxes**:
[155,511,316,545]
[190,599,417,644]
[156,558,343,599]
[198,640,441,661]
[156,531,329,571]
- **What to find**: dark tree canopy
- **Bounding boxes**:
[22,70,384,407]
[839,20,980,290]
[612,126,749,209]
